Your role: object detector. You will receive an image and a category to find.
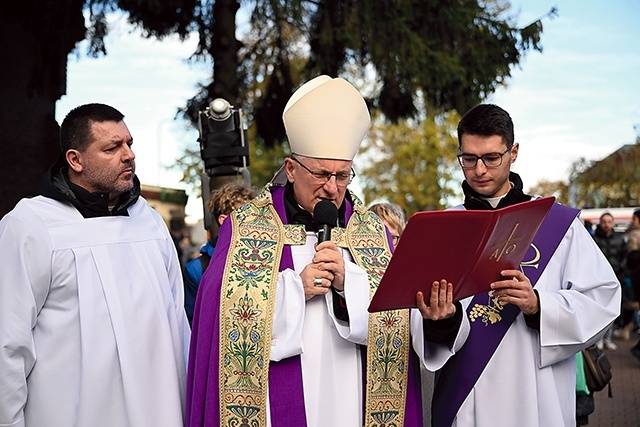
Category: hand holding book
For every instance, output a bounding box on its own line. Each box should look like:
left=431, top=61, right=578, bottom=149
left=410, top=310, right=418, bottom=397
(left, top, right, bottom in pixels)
left=489, top=269, right=540, bottom=315
left=415, top=279, right=457, bottom=320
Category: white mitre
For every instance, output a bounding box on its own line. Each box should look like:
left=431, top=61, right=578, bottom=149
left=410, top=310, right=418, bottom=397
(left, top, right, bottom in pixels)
left=271, top=75, right=371, bottom=184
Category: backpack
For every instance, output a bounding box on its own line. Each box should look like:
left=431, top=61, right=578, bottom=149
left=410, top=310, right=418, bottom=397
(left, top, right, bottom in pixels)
left=581, top=344, right=613, bottom=397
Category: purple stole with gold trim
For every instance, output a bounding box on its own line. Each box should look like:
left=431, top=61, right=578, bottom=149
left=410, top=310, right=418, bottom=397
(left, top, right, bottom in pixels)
left=431, top=203, right=580, bottom=426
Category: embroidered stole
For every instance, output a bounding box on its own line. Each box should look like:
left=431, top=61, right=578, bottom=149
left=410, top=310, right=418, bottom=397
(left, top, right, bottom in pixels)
left=342, top=209, right=412, bottom=427
left=431, top=203, right=580, bottom=426
left=218, top=186, right=411, bottom=426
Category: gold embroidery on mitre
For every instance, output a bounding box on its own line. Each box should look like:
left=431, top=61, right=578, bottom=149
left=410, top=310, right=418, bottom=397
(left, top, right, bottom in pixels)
left=218, top=187, right=285, bottom=427
left=345, top=194, right=411, bottom=427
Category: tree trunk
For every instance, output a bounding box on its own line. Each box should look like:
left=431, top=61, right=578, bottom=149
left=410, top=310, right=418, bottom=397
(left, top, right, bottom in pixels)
left=201, top=0, right=248, bottom=231
left=211, top=0, right=241, bottom=105
left=0, top=1, right=85, bottom=216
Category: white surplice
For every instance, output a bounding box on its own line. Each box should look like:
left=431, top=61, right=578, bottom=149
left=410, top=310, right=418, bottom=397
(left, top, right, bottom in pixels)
left=446, top=211, right=621, bottom=427
left=0, top=196, right=190, bottom=427
left=268, top=233, right=469, bottom=427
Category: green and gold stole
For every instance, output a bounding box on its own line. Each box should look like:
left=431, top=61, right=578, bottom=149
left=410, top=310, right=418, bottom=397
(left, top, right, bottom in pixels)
left=219, top=185, right=411, bottom=427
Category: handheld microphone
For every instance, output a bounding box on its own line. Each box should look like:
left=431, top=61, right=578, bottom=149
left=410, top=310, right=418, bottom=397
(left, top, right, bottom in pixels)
left=314, top=200, right=339, bottom=243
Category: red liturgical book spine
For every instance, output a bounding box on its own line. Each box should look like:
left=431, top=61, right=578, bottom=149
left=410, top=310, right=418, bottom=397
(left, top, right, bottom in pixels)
left=368, top=196, right=555, bottom=312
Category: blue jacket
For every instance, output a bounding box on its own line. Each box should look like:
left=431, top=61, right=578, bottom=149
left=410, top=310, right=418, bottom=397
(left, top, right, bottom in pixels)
left=183, top=237, right=217, bottom=325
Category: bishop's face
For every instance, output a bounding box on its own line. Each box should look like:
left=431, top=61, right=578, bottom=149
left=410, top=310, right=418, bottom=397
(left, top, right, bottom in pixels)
left=284, top=154, right=353, bottom=214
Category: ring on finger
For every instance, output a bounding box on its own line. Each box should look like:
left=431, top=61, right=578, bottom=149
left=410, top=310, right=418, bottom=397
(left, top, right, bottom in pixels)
left=313, top=278, right=323, bottom=287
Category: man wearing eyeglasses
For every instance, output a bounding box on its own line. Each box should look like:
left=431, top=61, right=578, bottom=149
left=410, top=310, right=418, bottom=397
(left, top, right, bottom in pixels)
left=429, top=104, right=620, bottom=427
left=185, top=76, right=465, bottom=427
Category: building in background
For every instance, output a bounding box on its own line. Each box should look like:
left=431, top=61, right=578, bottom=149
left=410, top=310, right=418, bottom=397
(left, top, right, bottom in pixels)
left=140, top=184, right=188, bottom=228
left=140, top=184, right=197, bottom=267
left=569, top=140, right=640, bottom=209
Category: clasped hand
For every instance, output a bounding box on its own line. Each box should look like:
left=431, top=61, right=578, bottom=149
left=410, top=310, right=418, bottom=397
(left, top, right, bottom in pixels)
left=301, top=241, right=345, bottom=300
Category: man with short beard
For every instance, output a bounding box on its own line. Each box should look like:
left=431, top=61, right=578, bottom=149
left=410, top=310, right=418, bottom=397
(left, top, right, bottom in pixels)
left=0, top=103, right=190, bottom=427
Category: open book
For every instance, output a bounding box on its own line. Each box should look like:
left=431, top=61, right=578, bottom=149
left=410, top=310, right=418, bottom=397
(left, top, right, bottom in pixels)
left=368, top=196, right=555, bottom=312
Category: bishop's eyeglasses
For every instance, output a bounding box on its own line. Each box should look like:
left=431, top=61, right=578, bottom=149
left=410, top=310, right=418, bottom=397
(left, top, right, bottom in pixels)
left=291, top=155, right=356, bottom=185
left=456, top=146, right=513, bottom=169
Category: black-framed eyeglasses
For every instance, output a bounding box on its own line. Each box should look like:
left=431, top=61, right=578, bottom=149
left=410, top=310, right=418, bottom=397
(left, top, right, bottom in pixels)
left=456, top=146, right=513, bottom=169
left=291, top=155, right=356, bottom=185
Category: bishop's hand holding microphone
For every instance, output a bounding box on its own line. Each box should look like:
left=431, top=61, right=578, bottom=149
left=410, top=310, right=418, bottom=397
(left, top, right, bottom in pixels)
left=314, top=199, right=338, bottom=243
left=301, top=199, right=346, bottom=299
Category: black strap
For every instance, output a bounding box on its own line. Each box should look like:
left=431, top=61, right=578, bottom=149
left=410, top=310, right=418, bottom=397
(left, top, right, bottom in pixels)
left=199, top=253, right=212, bottom=273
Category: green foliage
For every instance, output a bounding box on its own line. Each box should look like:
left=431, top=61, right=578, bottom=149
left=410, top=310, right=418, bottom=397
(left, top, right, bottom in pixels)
left=532, top=143, right=640, bottom=208
left=569, top=144, right=640, bottom=207
left=306, top=1, right=557, bottom=120
left=246, top=139, right=290, bottom=188
left=172, top=125, right=289, bottom=196
left=173, top=144, right=203, bottom=193
left=240, top=3, right=308, bottom=148
left=79, top=0, right=555, bottom=202
left=86, top=0, right=197, bottom=44
left=526, top=180, right=569, bottom=205
left=358, top=111, right=461, bottom=216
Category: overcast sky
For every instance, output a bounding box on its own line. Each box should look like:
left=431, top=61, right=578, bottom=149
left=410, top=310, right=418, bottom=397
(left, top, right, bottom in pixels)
left=56, top=1, right=640, bottom=219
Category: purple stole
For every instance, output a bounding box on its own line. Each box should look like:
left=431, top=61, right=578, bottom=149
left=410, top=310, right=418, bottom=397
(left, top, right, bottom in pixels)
left=267, top=188, right=423, bottom=426
left=185, top=186, right=422, bottom=426
left=431, top=203, right=579, bottom=427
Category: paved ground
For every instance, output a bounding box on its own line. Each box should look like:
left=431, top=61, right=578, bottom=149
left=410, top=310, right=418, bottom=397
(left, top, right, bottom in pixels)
left=589, top=336, right=640, bottom=426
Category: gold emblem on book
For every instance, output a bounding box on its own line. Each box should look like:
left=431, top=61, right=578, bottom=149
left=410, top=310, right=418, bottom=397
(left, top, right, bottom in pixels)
left=471, top=240, right=542, bottom=326
left=489, top=223, right=523, bottom=262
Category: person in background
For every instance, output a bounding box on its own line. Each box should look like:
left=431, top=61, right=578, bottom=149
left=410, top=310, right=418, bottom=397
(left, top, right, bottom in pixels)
left=185, top=75, right=464, bottom=427
left=592, top=212, right=627, bottom=350
left=170, top=218, right=187, bottom=267
left=183, top=181, right=257, bottom=325
left=429, top=103, right=620, bottom=427
left=626, top=209, right=640, bottom=361
left=368, top=201, right=407, bottom=249
left=583, top=220, right=595, bottom=236
left=0, top=103, right=190, bottom=427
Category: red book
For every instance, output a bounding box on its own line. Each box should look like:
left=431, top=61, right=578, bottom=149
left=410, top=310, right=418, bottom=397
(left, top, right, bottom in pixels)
left=368, top=196, right=555, bottom=312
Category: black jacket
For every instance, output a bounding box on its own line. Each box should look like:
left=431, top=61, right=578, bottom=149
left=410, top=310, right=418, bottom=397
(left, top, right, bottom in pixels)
left=36, top=156, right=140, bottom=219
left=463, top=172, right=532, bottom=210
left=593, top=225, right=627, bottom=278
